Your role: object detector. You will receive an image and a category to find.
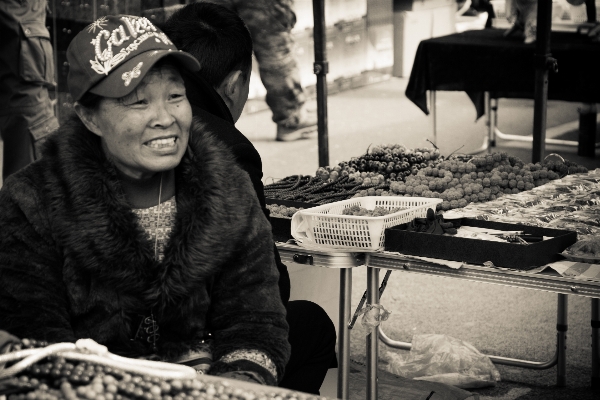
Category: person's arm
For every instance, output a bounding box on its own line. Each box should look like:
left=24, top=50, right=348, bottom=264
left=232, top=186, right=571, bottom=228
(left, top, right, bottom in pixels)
left=230, top=142, right=291, bottom=305
left=206, top=177, right=290, bottom=386
left=0, top=178, right=75, bottom=343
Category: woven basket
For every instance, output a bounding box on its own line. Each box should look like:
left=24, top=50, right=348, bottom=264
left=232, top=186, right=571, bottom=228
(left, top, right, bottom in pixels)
left=291, top=196, right=443, bottom=251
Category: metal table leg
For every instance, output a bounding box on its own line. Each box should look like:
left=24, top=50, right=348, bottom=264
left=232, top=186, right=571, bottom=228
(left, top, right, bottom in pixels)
left=557, top=293, right=568, bottom=387
left=366, top=257, right=379, bottom=400
left=430, top=90, right=437, bottom=146
left=471, top=93, right=491, bottom=154
left=592, top=298, right=600, bottom=389
left=338, top=268, right=352, bottom=400
left=376, top=280, right=568, bottom=387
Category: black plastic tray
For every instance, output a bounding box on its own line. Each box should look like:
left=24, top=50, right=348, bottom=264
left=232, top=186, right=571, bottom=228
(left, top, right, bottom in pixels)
left=384, top=218, right=577, bottom=270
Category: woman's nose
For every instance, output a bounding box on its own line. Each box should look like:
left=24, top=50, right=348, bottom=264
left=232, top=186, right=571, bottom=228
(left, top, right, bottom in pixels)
left=151, top=102, right=176, bottom=128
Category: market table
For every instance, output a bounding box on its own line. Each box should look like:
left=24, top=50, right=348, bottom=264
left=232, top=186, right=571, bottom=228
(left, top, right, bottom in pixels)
left=278, top=244, right=600, bottom=400
left=404, top=28, right=600, bottom=154
left=276, top=170, right=600, bottom=400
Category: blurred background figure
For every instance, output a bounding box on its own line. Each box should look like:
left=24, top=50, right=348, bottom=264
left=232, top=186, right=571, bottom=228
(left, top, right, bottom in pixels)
left=202, top=0, right=317, bottom=142
left=0, top=0, right=59, bottom=179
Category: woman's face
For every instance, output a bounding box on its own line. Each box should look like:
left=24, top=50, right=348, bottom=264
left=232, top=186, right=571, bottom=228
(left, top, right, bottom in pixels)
left=85, top=63, right=192, bottom=180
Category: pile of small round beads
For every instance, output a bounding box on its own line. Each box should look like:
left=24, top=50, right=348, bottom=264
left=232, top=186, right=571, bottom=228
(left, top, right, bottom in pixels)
left=2, top=339, right=330, bottom=400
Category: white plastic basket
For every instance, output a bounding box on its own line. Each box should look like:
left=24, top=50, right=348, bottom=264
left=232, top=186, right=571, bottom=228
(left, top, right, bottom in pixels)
left=291, top=196, right=443, bottom=252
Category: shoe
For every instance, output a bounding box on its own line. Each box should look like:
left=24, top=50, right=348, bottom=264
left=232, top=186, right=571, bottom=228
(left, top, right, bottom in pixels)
left=276, top=108, right=318, bottom=142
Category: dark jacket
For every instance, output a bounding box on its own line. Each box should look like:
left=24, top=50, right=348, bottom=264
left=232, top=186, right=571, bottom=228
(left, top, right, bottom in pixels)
left=183, top=70, right=291, bottom=305
left=0, top=115, right=290, bottom=385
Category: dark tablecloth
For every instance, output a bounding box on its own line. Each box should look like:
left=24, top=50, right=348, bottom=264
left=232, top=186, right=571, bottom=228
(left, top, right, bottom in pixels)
left=405, top=28, right=600, bottom=120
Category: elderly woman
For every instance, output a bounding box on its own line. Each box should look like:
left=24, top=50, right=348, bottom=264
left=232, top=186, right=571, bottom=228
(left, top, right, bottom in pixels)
left=0, top=15, right=290, bottom=387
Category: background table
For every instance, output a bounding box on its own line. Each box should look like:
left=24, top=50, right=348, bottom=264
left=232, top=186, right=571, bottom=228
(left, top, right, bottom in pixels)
left=405, top=28, right=600, bottom=120
left=404, top=28, right=600, bottom=156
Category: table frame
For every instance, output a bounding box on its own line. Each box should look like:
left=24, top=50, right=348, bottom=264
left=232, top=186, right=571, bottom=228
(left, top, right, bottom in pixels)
left=277, top=243, right=600, bottom=400
left=429, top=91, right=600, bottom=156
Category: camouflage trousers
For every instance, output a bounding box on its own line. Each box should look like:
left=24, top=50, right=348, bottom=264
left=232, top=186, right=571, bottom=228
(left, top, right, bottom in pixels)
left=209, top=0, right=307, bottom=126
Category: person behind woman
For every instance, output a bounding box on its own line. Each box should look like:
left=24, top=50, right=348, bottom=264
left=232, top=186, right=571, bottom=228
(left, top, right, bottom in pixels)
left=162, top=3, right=337, bottom=394
left=0, top=15, right=290, bottom=387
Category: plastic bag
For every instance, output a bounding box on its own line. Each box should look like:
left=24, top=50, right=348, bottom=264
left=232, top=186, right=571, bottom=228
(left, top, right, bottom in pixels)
left=385, top=334, right=501, bottom=389
left=357, top=304, right=391, bottom=334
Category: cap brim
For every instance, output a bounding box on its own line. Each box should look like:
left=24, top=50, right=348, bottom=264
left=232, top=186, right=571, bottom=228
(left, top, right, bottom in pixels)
left=88, top=49, right=200, bottom=99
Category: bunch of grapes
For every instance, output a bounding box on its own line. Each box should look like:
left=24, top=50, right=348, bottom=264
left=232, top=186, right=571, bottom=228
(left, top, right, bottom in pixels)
left=341, top=205, right=403, bottom=217
left=265, top=145, right=589, bottom=208
left=388, top=151, right=588, bottom=211
left=266, top=204, right=304, bottom=218
left=315, top=144, right=443, bottom=184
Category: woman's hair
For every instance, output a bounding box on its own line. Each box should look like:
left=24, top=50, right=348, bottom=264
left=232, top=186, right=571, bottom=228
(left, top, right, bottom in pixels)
left=77, top=92, right=104, bottom=111
left=162, top=2, right=253, bottom=88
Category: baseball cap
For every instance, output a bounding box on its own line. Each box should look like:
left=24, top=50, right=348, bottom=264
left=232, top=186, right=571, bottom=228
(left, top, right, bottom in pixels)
left=67, top=15, right=201, bottom=102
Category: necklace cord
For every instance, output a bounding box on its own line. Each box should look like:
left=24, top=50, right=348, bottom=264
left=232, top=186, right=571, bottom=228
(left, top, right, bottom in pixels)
left=154, top=172, right=163, bottom=260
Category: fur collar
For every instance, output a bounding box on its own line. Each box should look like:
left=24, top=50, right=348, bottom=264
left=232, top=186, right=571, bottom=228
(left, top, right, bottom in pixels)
left=40, top=115, right=255, bottom=321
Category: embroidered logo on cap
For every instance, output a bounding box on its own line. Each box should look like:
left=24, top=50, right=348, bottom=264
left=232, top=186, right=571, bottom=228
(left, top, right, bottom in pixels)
left=122, top=62, right=143, bottom=86
left=88, top=16, right=173, bottom=76
left=87, top=16, right=108, bottom=33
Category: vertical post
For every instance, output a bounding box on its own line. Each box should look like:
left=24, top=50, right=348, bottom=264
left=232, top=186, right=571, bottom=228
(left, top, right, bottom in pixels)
left=557, top=294, right=568, bottom=387
left=490, top=97, right=498, bottom=149
left=592, top=298, right=600, bottom=389
left=430, top=90, right=437, bottom=145
left=337, top=268, right=352, bottom=400
left=531, top=0, right=553, bottom=163
left=577, top=103, right=597, bottom=158
left=366, top=257, right=379, bottom=400
left=312, top=0, right=329, bottom=168
left=586, top=0, right=597, bottom=23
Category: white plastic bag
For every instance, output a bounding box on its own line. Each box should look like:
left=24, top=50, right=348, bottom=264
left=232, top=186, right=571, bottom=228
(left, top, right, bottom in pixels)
left=385, top=334, right=501, bottom=389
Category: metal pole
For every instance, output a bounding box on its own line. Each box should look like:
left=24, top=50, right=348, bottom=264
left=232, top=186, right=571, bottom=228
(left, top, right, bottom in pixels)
left=337, top=268, right=352, bottom=400
left=557, top=293, right=568, bottom=387
left=430, top=90, right=437, bottom=145
left=592, top=298, right=600, bottom=389
left=531, top=0, right=554, bottom=163
left=365, top=257, right=379, bottom=400
left=586, top=0, right=597, bottom=23
left=312, top=0, right=329, bottom=167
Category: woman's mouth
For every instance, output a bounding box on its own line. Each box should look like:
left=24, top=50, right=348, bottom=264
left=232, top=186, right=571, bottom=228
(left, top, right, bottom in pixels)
left=146, top=137, right=177, bottom=149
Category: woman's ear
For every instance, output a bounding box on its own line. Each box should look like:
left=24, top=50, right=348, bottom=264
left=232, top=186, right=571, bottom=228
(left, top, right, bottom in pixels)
left=73, top=102, right=103, bottom=137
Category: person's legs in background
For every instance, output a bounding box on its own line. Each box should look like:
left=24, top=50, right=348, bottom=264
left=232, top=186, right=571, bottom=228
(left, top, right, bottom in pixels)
left=0, top=0, right=59, bottom=181
left=231, top=0, right=317, bottom=141
left=280, top=300, right=338, bottom=394
left=0, top=85, right=58, bottom=180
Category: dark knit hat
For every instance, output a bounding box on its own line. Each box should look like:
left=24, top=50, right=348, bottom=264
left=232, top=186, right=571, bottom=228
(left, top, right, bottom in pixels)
left=67, top=14, right=200, bottom=102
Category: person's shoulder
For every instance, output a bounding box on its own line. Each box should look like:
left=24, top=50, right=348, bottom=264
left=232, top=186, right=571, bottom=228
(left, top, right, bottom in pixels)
left=192, top=106, right=254, bottom=147
left=191, top=106, right=262, bottom=170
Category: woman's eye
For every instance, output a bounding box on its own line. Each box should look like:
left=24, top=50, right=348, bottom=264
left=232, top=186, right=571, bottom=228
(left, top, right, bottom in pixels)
left=170, top=93, right=185, bottom=100
left=124, top=99, right=147, bottom=107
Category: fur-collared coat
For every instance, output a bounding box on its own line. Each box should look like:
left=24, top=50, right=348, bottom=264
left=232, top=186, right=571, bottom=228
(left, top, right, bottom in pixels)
left=0, top=115, right=290, bottom=385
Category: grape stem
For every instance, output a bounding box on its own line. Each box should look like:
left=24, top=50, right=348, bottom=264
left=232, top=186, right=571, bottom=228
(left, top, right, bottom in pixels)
left=446, top=144, right=465, bottom=159
left=426, top=139, right=439, bottom=150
